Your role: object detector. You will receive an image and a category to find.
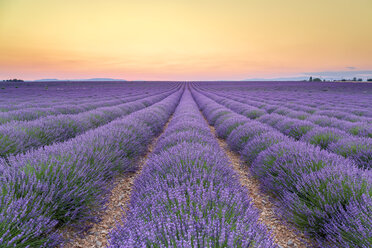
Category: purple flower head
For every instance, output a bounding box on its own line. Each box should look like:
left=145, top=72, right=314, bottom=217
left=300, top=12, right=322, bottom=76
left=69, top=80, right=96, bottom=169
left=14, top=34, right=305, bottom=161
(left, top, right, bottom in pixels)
left=329, top=136, right=372, bottom=169
left=301, top=127, right=350, bottom=149
left=251, top=141, right=355, bottom=196
left=241, top=131, right=289, bottom=165
left=215, top=116, right=248, bottom=139
left=227, top=122, right=274, bottom=152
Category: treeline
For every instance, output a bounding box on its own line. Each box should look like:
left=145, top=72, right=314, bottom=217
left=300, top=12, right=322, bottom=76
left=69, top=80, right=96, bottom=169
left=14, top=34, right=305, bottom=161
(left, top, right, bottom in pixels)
left=2, top=79, right=24, bottom=82
left=309, top=76, right=372, bottom=82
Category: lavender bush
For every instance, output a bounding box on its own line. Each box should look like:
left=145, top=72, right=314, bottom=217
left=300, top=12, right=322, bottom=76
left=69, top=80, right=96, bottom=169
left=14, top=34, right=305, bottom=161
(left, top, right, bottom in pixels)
left=324, top=195, right=372, bottom=247
left=215, top=116, right=248, bottom=138
left=258, top=113, right=285, bottom=127
left=346, top=122, right=372, bottom=138
left=300, top=127, right=349, bottom=149
left=251, top=141, right=355, bottom=196
left=226, top=122, right=273, bottom=152
left=274, top=118, right=315, bottom=140
left=329, top=136, right=372, bottom=169
left=281, top=165, right=371, bottom=247
left=241, top=131, right=289, bottom=165
left=153, top=130, right=219, bottom=153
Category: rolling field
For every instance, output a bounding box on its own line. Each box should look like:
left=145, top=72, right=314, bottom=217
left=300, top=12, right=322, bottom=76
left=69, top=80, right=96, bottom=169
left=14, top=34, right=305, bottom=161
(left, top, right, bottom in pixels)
left=0, top=81, right=371, bottom=248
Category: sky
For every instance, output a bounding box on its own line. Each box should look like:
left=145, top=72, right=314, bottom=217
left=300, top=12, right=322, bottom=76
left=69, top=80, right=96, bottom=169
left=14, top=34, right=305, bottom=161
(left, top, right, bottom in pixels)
left=0, top=0, right=372, bottom=81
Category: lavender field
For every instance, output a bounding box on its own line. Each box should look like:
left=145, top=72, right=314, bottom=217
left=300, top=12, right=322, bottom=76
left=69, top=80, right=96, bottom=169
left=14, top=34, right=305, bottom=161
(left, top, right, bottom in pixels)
left=0, top=81, right=371, bottom=248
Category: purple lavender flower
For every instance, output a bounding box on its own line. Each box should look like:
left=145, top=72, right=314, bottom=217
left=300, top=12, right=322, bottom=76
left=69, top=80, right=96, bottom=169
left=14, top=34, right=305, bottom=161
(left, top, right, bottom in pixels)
left=301, top=127, right=350, bottom=149
left=251, top=140, right=356, bottom=195
left=274, top=118, right=315, bottom=140
left=280, top=164, right=371, bottom=247
left=241, top=131, right=289, bottom=165
left=329, top=136, right=372, bottom=169
left=215, top=116, right=248, bottom=138
left=226, top=122, right=274, bottom=152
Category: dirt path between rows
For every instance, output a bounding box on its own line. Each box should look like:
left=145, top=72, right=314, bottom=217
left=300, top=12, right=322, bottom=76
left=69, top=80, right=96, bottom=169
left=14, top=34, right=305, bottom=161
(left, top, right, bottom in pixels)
left=206, top=123, right=313, bottom=248
left=62, top=114, right=174, bottom=248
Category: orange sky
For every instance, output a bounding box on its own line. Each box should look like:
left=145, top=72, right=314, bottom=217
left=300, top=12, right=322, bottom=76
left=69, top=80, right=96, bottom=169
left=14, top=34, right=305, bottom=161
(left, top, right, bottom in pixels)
left=0, top=0, right=371, bottom=80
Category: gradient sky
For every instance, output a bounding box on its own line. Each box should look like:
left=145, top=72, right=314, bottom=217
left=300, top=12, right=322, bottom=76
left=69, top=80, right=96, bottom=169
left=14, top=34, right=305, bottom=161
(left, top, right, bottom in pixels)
left=0, top=0, right=371, bottom=80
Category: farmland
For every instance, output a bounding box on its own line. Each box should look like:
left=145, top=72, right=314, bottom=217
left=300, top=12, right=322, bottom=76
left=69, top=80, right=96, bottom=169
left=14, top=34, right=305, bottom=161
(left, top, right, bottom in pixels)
left=0, top=81, right=371, bottom=247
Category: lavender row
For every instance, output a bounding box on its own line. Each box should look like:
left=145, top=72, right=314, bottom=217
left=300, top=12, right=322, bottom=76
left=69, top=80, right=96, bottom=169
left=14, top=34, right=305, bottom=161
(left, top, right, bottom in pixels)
left=203, top=89, right=372, bottom=169
left=245, top=90, right=371, bottom=119
left=194, top=88, right=371, bottom=169
left=0, top=88, right=183, bottom=247
left=191, top=89, right=371, bottom=248
left=0, top=90, right=169, bottom=125
left=205, top=87, right=372, bottom=123
left=0, top=96, right=110, bottom=112
left=0, top=81, right=179, bottom=112
left=209, top=89, right=372, bottom=123
left=0, top=94, right=127, bottom=111
left=198, top=87, right=372, bottom=138
left=109, top=90, right=276, bottom=248
left=0, top=87, right=180, bottom=157
left=224, top=90, right=372, bottom=135
left=0, top=83, right=178, bottom=114
left=194, top=81, right=372, bottom=119
left=210, top=88, right=372, bottom=141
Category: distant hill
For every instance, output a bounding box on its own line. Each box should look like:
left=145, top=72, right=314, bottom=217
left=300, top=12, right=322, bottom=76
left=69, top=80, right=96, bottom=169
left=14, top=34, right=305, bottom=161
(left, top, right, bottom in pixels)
left=243, top=76, right=308, bottom=81
left=83, top=78, right=126, bottom=81
left=34, top=78, right=126, bottom=82
left=34, top=79, right=59, bottom=82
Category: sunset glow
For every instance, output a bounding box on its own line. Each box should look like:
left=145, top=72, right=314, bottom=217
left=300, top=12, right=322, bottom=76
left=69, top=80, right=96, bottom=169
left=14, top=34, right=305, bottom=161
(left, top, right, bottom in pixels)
left=1, top=0, right=371, bottom=80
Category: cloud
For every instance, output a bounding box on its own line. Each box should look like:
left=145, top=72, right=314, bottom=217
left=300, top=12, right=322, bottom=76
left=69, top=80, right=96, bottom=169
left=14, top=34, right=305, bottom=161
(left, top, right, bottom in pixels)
left=345, top=66, right=356, bottom=70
